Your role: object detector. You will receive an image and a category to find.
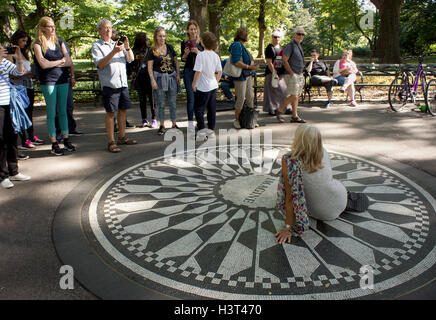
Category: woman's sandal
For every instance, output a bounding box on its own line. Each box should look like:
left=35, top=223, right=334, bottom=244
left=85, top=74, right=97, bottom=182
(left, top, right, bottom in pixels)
left=117, top=136, right=137, bottom=145
left=290, top=116, right=306, bottom=123
left=108, top=141, right=121, bottom=153
left=275, top=110, right=285, bottom=123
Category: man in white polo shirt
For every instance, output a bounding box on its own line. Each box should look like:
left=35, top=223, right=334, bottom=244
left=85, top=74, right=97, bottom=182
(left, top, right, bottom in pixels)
left=92, top=19, right=137, bottom=153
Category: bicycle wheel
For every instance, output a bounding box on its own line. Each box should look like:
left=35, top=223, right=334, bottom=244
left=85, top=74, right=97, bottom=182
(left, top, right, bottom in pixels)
left=407, top=71, right=414, bottom=88
left=389, top=72, right=410, bottom=112
left=420, top=72, right=427, bottom=97
left=425, top=78, right=436, bottom=116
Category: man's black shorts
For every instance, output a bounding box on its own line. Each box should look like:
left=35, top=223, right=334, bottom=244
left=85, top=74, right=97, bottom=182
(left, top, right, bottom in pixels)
left=102, top=86, right=132, bottom=113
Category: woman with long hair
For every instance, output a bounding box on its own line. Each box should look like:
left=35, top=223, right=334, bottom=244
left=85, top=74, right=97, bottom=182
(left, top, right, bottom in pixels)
left=147, top=26, right=181, bottom=136
left=275, top=124, right=368, bottom=244
left=130, top=32, right=157, bottom=128
left=33, top=16, right=75, bottom=155
left=9, top=30, right=44, bottom=150
left=181, top=20, right=203, bottom=129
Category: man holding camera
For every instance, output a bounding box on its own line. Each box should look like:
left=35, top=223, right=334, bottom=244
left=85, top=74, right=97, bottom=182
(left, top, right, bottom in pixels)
left=92, top=19, right=136, bottom=153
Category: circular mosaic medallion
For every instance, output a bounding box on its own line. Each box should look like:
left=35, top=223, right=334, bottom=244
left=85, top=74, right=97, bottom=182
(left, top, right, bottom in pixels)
left=83, top=145, right=436, bottom=299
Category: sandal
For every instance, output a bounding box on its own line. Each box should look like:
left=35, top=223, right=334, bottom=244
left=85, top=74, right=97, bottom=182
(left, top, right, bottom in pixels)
left=117, top=136, right=137, bottom=145
left=275, top=110, right=285, bottom=123
left=157, top=126, right=166, bottom=136
left=108, top=141, right=121, bottom=153
left=290, top=116, right=306, bottom=123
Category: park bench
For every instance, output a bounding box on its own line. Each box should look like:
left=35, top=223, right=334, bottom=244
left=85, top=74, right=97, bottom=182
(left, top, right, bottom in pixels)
left=253, top=63, right=436, bottom=106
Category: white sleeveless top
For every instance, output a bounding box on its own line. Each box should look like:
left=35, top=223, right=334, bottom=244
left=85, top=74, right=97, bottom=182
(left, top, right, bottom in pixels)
left=302, top=148, right=347, bottom=221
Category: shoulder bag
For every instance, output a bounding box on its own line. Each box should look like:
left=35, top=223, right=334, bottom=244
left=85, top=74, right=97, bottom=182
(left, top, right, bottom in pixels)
left=0, top=72, right=32, bottom=133
left=224, top=43, right=243, bottom=78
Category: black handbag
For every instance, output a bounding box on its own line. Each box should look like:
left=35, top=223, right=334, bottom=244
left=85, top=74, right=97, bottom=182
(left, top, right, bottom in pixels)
left=238, top=103, right=258, bottom=129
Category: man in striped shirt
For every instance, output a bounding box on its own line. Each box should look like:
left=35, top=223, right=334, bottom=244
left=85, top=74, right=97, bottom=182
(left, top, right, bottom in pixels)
left=0, top=45, right=31, bottom=189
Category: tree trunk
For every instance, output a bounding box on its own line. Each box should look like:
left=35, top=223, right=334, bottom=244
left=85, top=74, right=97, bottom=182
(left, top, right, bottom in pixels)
left=257, top=0, right=267, bottom=58
left=371, top=0, right=403, bottom=63
left=1, top=14, right=13, bottom=40
left=188, top=0, right=209, bottom=35
left=208, top=0, right=232, bottom=54
left=208, top=8, right=222, bottom=53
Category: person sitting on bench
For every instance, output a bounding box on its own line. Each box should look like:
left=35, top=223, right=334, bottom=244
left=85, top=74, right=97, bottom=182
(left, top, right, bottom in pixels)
left=305, top=49, right=337, bottom=109
left=219, top=58, right=234, bottom=103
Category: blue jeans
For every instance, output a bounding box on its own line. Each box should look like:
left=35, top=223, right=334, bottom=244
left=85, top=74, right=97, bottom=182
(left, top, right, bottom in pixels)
left=183, top=67, right=195, bottom=121
left=335, top=76, right=347, bottom=86
left=220, top=80, right=234, bottom=100
left=154, top=88, right=177, bottom=122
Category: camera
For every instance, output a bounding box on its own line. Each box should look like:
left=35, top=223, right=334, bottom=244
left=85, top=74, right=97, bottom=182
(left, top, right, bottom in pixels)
left=117, top=35, right=127, bottom=46
left=5, top=46, right=16, bottom=54
left=188, top=40, right=197, bottom=49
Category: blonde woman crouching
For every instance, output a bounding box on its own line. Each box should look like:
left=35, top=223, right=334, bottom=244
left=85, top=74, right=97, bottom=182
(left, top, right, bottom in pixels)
left=275, top=124, right=369, bottom=244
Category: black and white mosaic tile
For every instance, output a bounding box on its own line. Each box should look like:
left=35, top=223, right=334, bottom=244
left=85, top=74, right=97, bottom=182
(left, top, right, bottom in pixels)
left=83, top=146, right=436, bottom=299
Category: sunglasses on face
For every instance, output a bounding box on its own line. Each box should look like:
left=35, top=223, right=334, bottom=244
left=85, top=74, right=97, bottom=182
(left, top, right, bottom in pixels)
left=296, top=33, right=305, bottom=36
left=273, top=36, right=280, bottom=39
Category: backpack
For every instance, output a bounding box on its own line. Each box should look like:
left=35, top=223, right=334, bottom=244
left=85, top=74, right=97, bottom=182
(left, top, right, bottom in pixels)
left=238, top=103, right=258, bottom=129
left=273, top=46, right=284, bottom=74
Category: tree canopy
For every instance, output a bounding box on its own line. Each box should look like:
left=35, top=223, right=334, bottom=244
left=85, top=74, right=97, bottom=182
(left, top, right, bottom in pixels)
left=0, top=0, right=434, bottom=62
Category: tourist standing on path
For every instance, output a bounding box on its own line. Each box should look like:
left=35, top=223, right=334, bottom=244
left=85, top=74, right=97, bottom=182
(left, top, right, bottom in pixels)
left=191, top=32, right=222, bottom=141
left=55, top=39, right=83, bottom=139
left=8, top=30, right=44, bottom=150
left=92, top=19, right=137, bottom=153
left=33, top=16, right=76, bottom=156
left=263, top=29, right=289, bottom=115
left=129, top=32, right=157, bottom=128
left=276, top=26, right=306, bottom=124
left=0, top=45, right=31, bottom=189
left=305, top=49, right=337, bottom=109
left=181, top=20, right=203, bottom=130
left=147, top=26, right=181, bottom=136
left=228, top=28, right=259, bottom=129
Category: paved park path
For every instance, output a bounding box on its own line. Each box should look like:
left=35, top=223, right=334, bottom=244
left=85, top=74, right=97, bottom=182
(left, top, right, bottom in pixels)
left=1, top=99, right=435, bottom=300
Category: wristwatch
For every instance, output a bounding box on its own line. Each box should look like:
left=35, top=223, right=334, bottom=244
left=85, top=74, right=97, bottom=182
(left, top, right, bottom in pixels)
left=284, top=224, right=292, bottom=231
left=126, top=48, right=131, bottom=51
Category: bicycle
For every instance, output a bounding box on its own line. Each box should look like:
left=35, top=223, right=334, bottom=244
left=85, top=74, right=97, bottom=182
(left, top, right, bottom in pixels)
left=388, top=53, right=434, bottom=113
left=425, top=76, right=436, bottom=116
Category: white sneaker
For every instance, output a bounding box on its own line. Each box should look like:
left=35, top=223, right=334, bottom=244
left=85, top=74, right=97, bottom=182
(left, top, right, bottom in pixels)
left=207, top=131, right=216, bottom=139
left=188, top=121, right=195, bottom=130
left=196, top=133, right=207, bottom=142
left=233, top=119, right=241, bottom=129
left=10, top=173, right=31, bottom=181
left=1, top=178, right=14, bottom=189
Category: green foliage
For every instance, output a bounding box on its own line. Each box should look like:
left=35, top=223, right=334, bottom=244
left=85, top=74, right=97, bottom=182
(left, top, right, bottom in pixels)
left=400, top=0, right=436, bottom=56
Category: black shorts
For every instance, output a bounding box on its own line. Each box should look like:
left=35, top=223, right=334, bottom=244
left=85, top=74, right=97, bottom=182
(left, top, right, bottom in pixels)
left=102, top=86, right=132, bottom=113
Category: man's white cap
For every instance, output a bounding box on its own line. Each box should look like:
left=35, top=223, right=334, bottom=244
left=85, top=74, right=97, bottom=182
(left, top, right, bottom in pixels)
left=271, top=30, right=282, bottom=37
